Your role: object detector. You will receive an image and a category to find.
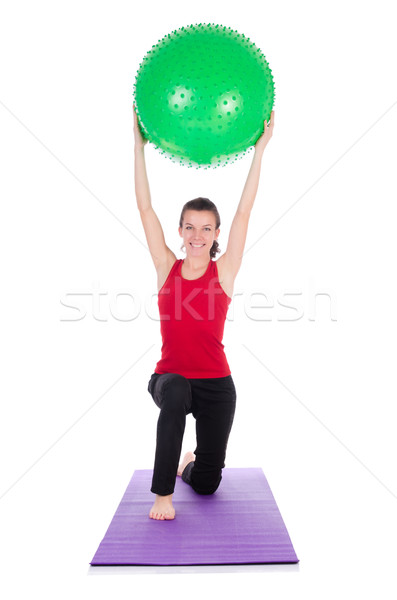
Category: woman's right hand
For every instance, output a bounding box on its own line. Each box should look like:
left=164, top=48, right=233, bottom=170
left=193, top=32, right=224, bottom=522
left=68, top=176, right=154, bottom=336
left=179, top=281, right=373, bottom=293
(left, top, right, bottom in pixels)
left=133, top=105, right=148, bottom=149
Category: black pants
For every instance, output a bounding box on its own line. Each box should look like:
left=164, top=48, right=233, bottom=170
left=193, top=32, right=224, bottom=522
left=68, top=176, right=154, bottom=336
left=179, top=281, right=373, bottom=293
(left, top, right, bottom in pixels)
left=147, top=372, right=237, bottom=496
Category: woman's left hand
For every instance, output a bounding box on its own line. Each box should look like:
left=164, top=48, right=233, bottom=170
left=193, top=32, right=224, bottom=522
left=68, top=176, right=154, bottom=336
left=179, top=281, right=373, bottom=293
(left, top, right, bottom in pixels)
left=254, top=110, right=275, bottom=155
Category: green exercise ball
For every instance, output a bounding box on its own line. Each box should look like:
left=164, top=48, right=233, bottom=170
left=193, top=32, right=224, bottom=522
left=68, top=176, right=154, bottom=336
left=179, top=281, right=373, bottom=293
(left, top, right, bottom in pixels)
left=133, top=23, right=275, bottom=168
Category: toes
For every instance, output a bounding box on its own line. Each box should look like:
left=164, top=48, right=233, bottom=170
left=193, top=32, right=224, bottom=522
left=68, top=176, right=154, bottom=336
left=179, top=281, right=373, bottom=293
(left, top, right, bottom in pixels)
left=149, top=504, right=175, bottom=520
left=149, top=511, right=173, bottom=520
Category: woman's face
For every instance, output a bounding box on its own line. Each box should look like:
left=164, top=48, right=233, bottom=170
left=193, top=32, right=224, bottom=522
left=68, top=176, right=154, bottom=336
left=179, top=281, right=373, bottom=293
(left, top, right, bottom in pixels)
left=179, top=210, right=219, bottom=256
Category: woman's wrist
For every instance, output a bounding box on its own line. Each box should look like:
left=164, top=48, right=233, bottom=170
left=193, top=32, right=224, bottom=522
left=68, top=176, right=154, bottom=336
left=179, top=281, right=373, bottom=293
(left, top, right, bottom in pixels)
left=253, top=147, right=264, bottom=160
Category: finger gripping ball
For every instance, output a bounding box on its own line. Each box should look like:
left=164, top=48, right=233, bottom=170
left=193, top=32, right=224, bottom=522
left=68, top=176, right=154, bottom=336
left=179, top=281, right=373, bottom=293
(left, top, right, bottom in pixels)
left=133, top=23, right=275, bottom=168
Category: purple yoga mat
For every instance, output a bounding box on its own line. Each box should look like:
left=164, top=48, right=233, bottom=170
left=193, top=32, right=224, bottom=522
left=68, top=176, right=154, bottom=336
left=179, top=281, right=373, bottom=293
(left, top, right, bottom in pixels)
left=90, top=468, right=298, bottom=566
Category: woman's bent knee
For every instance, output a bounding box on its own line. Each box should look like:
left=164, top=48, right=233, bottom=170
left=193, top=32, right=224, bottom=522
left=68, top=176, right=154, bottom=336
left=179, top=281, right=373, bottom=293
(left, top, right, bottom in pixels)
left=190, top=471, right=222, bottom=495
left=152, top=373, right=192, bottom=412
left=194, top=485, right=219, bottom=495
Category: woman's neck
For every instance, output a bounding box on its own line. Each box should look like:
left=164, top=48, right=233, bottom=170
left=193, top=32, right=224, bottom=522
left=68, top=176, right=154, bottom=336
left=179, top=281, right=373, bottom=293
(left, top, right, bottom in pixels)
left=182, top=255, right=211, bottom=274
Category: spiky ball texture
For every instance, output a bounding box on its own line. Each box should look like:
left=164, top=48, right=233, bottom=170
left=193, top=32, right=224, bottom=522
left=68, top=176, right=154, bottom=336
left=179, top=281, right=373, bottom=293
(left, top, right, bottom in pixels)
left=133, top=23, right=275, bottom=169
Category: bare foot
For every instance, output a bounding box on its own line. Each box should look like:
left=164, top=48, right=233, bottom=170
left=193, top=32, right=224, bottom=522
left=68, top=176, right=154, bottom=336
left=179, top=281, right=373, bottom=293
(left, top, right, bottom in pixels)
left=177, top=451, right=195, bottom=477
left=149, top=494, right=175, bottom=520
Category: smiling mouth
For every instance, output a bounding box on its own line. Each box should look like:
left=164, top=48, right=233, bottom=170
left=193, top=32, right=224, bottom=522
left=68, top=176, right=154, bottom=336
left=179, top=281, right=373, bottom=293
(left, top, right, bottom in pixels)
left=190, top=243, right=205, bottom=248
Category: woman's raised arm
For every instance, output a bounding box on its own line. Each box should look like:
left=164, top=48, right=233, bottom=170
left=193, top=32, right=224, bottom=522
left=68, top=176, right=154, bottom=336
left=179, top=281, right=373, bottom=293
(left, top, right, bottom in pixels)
left=133, top=107, right=176, bottom=282
left=217, top=111, right=275, bottom=289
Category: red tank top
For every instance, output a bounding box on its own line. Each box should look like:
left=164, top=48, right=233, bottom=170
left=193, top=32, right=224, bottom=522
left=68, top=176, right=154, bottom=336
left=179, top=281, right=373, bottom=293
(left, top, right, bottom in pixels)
left=154, top=259, right=231, bottom=378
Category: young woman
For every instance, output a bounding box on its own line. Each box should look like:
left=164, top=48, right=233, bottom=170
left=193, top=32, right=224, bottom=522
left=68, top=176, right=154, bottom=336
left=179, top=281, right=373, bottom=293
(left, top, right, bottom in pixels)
left=133, top=107, right=274, bottom=520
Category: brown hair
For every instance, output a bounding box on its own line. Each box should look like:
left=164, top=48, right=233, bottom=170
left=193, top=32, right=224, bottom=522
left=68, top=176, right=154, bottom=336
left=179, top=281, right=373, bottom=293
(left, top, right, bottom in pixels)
left=179, top=197, right=221, bottom=259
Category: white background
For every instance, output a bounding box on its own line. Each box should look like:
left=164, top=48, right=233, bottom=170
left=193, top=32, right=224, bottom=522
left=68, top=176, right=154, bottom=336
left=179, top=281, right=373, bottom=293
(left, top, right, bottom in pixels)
left=1, top=0, right=396, bottom=597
